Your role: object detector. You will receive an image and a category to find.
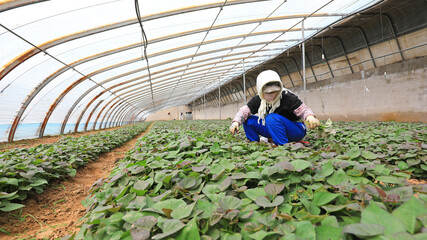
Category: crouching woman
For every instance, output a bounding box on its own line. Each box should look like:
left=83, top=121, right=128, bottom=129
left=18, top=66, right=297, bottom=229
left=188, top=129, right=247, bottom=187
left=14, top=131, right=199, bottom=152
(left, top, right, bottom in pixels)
left=229, top=70, right=319, bottom=146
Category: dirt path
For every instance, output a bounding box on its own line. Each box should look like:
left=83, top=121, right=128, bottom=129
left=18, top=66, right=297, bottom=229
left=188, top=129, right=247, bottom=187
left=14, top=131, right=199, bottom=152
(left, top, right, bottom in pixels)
left=0, top=123, right=153, bottom=240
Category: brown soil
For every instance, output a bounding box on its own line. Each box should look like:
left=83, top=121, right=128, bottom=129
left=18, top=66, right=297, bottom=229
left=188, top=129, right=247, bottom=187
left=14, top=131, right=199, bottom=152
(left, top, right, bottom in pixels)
left=0, top=125, right=126, bottom=152
left=408, top=179, right=427, bottom=185
left=0, top=123, right=153, bottom=240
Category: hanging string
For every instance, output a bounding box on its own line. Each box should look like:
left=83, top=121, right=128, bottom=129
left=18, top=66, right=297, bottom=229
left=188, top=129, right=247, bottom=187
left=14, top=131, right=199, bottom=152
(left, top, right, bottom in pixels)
left=321, top=34, right=325, bottom=64
left=380, top=4, right=386, bottom=76
left=135, top=0, right=155, bottom=108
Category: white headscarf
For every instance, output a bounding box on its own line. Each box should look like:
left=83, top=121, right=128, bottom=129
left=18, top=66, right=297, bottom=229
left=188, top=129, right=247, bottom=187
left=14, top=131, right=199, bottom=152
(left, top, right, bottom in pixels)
left=256, top=70, right=291, bottom=125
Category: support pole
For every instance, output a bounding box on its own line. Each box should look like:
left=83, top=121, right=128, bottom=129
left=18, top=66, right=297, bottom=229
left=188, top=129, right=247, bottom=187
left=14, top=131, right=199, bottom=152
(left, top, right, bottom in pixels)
left=243, top=60, right=247, bottom=105
left=302, top=19, right=307, bottom=104
left=204, top=94, right=206, bottom=120
left=219, top=83, right=221, bottom=120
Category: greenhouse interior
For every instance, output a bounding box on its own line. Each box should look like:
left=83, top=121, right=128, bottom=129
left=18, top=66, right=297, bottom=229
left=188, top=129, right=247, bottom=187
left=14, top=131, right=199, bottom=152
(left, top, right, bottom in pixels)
left=0, top=0, right=426, bottom=239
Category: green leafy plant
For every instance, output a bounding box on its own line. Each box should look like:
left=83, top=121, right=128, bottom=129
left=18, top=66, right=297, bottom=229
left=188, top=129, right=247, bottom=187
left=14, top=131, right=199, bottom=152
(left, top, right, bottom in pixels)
left=69, top=120, right=425, bottom=239
left=0, top=122, right=151, bottom=212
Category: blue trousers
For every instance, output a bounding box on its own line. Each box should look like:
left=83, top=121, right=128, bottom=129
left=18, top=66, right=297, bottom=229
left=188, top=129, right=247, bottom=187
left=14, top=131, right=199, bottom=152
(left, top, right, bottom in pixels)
left=243, top=113, right=306, bottom=145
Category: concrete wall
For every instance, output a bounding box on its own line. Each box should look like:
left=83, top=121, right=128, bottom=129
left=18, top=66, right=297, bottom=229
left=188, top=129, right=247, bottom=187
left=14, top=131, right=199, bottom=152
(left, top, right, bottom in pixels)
left=192, top=56, right=426, bottom=123
left=191, top=27, right=427, bottom=123
left=146, top=105, right=191, bottom=121
left=293, top=56, right=427, bottom=122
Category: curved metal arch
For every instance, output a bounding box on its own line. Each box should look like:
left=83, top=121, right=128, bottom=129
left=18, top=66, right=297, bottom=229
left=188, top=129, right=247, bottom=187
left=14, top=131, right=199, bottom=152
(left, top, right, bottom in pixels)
left=382, top=13, right=404, bottom=61
left=304, top=52, right=318, bottom=82
left=46, top=50, right=270, bottom=138
left=9, top=26, right=295, bottom=140
left=108, top=102, right=127, bottom=128
left=270, top=61, right=295, bottom=87
left=89, top=76, right=220, bottom=130
left=354, top=26, right=376, bottom=68
left=119, top=104, right=140, bottom=127
left=222, top=86, right=234, bottom=103
left=288, top=56, right=303, bottom=80
left=0, top=0, right=264, bottom=81
left=120, top=108, right=136, bottom=127
left=64, top=54, right=263, bottom=133
left=331, top=36, right=354, bottom=74
left=102, top=101, right=126, bottom=129
left=0, top=0, right=47, bottom=12
left=1, top=12, right=323, bottom=84
left=84, top=99, right=105, bottom=131
left=314, top=44, right=334, bottom=78
left=71, top=58, right=249, bottom=134
left=111, top=104, right=132, bottom=129
left=21, top=39, right=279, bottom=139
left=76, top=67, right=246, bottom=131
left=230, top=82, right=243, bottom=100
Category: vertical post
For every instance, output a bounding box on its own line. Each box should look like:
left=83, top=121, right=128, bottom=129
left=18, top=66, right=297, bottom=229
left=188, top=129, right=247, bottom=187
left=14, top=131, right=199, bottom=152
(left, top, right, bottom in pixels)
left=204, top=94, right=206, bottom=120
left=219, top=82, right=221, bottom=120
left=243, top=60, right=247, bottom=105
left=302, top=19, right=307, bottom=104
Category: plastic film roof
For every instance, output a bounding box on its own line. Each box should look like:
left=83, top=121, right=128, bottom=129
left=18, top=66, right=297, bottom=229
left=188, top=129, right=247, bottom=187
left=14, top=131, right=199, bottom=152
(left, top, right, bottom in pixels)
left=0, top=0, right=380, bottom=141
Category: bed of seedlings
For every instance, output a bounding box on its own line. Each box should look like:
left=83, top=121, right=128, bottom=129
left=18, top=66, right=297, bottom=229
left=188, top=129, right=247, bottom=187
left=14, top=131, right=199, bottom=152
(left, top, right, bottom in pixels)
left=0, top=122, right=151, bottom=212
left=76, top=120, right=426, bottom=240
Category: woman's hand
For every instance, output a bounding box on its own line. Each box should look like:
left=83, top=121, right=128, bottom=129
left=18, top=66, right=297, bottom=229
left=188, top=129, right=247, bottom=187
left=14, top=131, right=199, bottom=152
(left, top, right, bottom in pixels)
left=229, top=122, right=239, bottom=135
left=305, top=115, right=320, bottom=129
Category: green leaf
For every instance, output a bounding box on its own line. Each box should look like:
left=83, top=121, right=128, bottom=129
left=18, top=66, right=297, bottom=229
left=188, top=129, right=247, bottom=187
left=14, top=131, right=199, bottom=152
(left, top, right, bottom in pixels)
left=327, top=169, right=348, bottom=186
left=245, top=188, right=266, bottom=201
left=130, top=216, right=157, bottom=240
left=210, top=142, right=221, bottom=154
left=362, top=151, right=378, bottom=160
left=300, top=198, right=321, bottom=215
left=248, top=230, right=277, bottom=240
left=196, top=200, right=216, bottom=219
left=392, top=196, right=427, bottom=234
left=265, top=183, right=285, bottom=196
left=321, top=204, right=347, bottom=212
left=122, top=211, right=144, bottom=223
left=0, top=202, right=25, bottom=211
left=171, top=202, right=195, bottom=219
left=152, top=199, right=186, bottom=212
left=0, top=177, right=18, bottom=186
left=110, top=212, right=124, bottom=223
left=290, top=160, right=311, bottom=172
left=315, top=225, right=342, bottom=240
left=30, top=178, right=48, bottom=187
left=346, top=147, right=361, bottom=159
left=342, top=223, right=384, bottom=237
left=210, top=164, right=225, bottom=175
left=0, top=191, right=18, bottom=199
left=220, top=232, right=242, bottom=240
left=292, top=221, right=315, bottom=240
left=321, top=216, right=339, bottom=227
left=418, top=213, right=427, bottom=227
left=274, top=223, right=295, bottom=235
left=219, top=159, right=235, bottom=171
left=176, top=218, right=200, bottom=240
left=376, top=176, right=404, bottom=185
left=152, top=219, right=185, bottom=239
left=321, top=161, right=334, bottom=177
left=219, top=196, right=242, bottom=210
left=414, top=233, right=427, bottom=240
left=255, top=196, right=284, bottom=208
left=178, top=176, right=198, bottom=189
left=312, top=192, right=339, bottom=206
left=361, top=202, right=406, bottom=235
left=19, top=170, right=36, bottom=179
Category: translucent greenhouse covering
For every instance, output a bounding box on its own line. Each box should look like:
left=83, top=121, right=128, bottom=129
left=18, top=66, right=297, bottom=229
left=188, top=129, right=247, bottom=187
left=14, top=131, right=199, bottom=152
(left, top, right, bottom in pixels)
left=0, top=0, right=381, bottom=142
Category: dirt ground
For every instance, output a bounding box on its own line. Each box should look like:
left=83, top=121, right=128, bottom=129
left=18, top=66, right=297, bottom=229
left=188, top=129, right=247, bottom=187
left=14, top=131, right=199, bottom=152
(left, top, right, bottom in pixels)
left=0, top=123, right=152, bottom=240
